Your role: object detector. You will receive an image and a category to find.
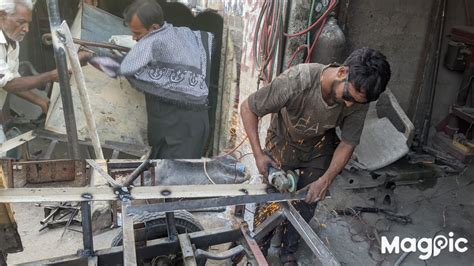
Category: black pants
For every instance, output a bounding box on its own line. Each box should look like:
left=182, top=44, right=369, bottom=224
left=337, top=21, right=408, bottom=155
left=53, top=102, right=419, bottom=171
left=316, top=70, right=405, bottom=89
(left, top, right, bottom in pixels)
left=145, top=94, right=209, bottom=159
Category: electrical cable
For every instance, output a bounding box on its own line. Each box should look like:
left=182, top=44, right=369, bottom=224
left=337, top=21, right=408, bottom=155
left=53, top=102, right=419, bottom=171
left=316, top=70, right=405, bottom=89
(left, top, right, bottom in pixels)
left=284, top=0, right=337, bottom=68
left=283, top=0, right=337, bottom=38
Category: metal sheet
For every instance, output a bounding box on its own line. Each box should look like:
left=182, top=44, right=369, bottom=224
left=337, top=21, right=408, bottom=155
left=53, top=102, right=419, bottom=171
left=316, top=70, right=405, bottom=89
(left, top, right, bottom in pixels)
left=20, top=160, right=86, bottom=184
left=45, top=5, right=148, bottom=155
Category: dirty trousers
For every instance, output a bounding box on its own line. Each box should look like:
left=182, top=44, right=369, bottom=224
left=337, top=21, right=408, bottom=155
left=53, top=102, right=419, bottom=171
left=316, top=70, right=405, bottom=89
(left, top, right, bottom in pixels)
left=145, top=94, right=209, bottom=159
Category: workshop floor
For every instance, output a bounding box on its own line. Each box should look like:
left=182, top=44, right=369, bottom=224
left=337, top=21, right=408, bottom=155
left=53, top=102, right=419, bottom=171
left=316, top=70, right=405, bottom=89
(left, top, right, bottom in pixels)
left=295, top=162, right=474, bottom=266
left=7, top=205, right=236, bottom=264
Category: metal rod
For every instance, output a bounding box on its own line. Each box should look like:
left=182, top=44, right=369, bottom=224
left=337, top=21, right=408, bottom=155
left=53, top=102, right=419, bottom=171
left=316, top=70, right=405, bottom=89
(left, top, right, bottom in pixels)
left=253, top=210, right=286, bottom=242
left=122, top=160, right=151, bottom=187
left=394, top=252, right=411, bottom=266
left=25, top=227, right=241, bottom=265
left=422, top=0, right=448, bottom=146
left=165, top=212, right=178, bottom=241
left=178, top=234, right=197, bottom=266
left=46, top=0, right=81, bottom=159
left=80, top=201, right=94, bottom=256
left=280, top=202, right=340, bottom=266
left=195, top=245, right=244, bottom=260
left=240, top=224, right=268, bottom=265
left=42, top=33, right=131, bottom=52
left=128, top=191, right=306, bottom=215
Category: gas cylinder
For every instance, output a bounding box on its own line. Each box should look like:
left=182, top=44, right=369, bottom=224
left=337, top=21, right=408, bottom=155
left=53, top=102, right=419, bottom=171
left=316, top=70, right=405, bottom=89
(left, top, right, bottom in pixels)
left=311, top=14, right=346, bottom=64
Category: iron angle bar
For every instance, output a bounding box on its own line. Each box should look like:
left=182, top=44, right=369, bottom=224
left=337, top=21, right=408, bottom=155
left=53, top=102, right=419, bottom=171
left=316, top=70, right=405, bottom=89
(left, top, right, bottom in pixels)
left=126, top=191, right=307, bottom=215
left=0, top=184, right=271, bottom=203
left=280, top=202, right=340, bottom=266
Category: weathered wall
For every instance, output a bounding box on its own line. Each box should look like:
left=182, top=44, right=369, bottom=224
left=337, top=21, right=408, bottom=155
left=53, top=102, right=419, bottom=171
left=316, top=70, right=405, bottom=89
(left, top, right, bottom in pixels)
left=235, top=0, right=265, bottom=174
left=342, top=0, right=435, bottom=113
left=431, top=1, right=469, bottom=128
left=344, top=0, right=468, bottom=142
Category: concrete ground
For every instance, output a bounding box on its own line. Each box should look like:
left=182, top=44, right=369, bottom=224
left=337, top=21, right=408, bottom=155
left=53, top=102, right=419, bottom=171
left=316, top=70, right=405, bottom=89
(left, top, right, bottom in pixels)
left=294, top=162, right=474, bottom=266
left=7, top=204, right=236, bottom=264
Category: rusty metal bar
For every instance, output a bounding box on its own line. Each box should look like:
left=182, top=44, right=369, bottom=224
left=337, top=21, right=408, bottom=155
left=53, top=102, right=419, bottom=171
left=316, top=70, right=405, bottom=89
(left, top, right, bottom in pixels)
left=42, top=33, right=131, bottom=52
left=253, top=210, right=286, bottom=242
left=122, top=160, right=151, bottom=187
left=241, top=224, right=268, bottom=266
left=46, top=0, right=81, bottom=159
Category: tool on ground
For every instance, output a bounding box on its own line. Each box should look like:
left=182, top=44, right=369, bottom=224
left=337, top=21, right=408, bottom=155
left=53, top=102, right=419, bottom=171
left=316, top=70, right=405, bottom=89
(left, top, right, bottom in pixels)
left=334, top=207, right=412, bottom=224
left=37, top=203, right=81, bottom=234
left=267, top=167, right=299, bottom=193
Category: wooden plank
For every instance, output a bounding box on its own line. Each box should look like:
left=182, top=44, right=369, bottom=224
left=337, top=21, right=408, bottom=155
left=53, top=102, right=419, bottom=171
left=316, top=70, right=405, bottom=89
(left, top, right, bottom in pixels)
left=88, top=159, right=113, bottom=233
left=0, top=131, right=35, bottom=154
left=122, top=200, right=137, bottom=266
left=0, top=184, right=269, bottom=203
left=61, top=21, right=104, bottom=160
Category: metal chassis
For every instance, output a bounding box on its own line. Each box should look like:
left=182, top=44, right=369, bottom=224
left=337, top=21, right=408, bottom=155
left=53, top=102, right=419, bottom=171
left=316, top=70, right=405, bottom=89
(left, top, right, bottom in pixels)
left=1, top=160, right=340, bottom=265
left=21, top=201, right=339, bottom=266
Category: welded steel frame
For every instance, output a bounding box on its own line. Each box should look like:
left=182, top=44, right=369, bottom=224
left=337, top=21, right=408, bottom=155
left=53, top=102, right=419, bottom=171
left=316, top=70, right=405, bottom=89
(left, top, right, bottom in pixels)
left=1, top=160, right=339, bottom=265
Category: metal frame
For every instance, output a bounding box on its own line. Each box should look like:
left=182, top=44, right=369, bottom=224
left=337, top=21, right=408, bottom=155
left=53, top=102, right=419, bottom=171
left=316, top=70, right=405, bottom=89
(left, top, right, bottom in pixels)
left=0, top=160, right=340, bottom=265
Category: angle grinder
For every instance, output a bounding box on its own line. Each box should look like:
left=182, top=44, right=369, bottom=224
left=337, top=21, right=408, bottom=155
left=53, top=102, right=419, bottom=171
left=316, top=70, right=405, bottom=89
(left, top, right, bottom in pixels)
left=267, top=167, right=299, bottom=193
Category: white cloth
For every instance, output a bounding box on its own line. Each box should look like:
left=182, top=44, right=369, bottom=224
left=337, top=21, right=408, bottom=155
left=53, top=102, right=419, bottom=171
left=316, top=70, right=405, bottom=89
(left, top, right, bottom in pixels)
left=0, top=31, right=20, bottom=109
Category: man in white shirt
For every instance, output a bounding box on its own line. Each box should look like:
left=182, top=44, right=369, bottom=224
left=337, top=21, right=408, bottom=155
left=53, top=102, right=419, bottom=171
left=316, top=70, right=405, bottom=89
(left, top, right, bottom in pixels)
left=0, top=0, right=61, bottom=147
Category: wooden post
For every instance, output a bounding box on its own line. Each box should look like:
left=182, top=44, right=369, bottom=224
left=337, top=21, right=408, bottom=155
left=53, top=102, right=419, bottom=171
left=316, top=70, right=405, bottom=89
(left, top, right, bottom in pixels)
left=89, top=160, right=112, bottom=233
left=59, top=22, right=104, bottom=159
left=0, top=167, right=22, bottom=258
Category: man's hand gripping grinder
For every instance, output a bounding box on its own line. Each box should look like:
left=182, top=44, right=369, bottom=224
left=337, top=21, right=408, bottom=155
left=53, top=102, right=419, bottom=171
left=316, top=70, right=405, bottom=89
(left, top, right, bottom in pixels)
left=267, top=167, right=299, bottom=193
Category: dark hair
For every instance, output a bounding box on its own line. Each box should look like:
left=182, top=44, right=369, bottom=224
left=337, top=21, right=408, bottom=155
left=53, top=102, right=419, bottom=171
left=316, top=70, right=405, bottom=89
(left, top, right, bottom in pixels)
left=123, top=0, right=164, bottom=28
left=344, top=48, right=391, bottom=102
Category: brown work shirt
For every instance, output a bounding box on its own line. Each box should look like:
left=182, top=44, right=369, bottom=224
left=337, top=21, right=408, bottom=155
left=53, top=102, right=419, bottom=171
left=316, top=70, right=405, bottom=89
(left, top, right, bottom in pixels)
left=248, top=63, right=368, bottom=168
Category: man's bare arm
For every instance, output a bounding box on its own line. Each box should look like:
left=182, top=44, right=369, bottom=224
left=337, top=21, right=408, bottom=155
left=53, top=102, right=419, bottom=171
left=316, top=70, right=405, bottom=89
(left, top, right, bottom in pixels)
left=240, top=99, right=262, bottom=156
left=240, top=98, right=277, bottom=176
left=322, top=141, right=354, bottom=181
left=2, top=70, right=58, bottom=93
left=304, top=140, right=354, bottom=203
